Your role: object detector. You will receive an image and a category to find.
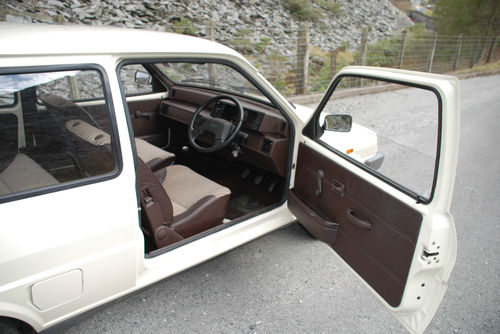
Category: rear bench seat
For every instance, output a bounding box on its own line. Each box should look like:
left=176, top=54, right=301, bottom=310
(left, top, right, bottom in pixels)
left=65, top=119, right=175, bottom=169
left=0, top=119, right=174, bottom=197
left=0, top=154, right=59, bottom=196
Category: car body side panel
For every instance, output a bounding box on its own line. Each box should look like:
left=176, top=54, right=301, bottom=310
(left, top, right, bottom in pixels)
left=0, top=56, right=141, bottom=332
left=0, top=179, right=139, bottom=331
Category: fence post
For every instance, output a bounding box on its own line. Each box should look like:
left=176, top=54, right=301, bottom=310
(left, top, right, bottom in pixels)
left=453, top=34, right=463, bottom=71
left=470, top=37, right=481, bottom=68
left=428, top=33, right=438, bottom=72
left=486, top=36, right=497, bottom=63
left=67, top=76, right=80, bottom=100
left=398, top=30, right=407, bottom=69
left=359, top=27, right=369, bottom=66
left=296, top=25, right=309, bottom=95
left=329, top=49, right=338, bottom=79
left=206, top=20, right=217, bottom=86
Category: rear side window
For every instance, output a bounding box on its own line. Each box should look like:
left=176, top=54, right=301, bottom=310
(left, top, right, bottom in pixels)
left=0, top=92, right=15, bottom=107
left=0, top=68, right=118, bottom=199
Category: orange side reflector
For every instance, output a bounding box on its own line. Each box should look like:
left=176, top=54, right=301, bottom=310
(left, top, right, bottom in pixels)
left=346, top=149, right=354, bottom=154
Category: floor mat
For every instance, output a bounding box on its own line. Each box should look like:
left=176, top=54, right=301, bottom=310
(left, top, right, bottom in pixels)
left=227, top=194, right=268, bottom=219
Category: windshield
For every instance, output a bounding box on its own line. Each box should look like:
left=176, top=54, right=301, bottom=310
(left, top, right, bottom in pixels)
left=155, top=62, right=270, bottom=103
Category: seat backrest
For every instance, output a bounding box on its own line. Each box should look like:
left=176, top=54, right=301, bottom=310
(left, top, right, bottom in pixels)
left=138, top=158, right=183, bottom=248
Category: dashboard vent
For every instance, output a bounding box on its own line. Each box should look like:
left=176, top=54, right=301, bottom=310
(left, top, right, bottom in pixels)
left=159, top=103, right=169, bottom=116
left=261, top=139, right=273, bottom=154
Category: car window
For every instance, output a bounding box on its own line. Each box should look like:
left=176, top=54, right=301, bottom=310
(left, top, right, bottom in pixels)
left=0, top=68, right=117, bottom=199
left=155, top=62, right=270, bottom=103
left=36, top=70, right=104, bottom=101
left=316, top=77, right=439, bottom=200
left=120, top=64, right=157, bottom=96
left=0, top=92, right=15, bottom=107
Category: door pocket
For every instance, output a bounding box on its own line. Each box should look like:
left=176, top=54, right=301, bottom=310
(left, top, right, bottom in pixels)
left=288, top=190, right=339, bottom=245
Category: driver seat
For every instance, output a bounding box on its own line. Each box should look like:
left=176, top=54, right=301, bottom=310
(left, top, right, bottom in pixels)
left=138, top=158, right=231, bottom=249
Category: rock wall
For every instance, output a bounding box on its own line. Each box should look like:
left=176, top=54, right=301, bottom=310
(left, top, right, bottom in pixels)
left=1, top=0, right=412, bottom=56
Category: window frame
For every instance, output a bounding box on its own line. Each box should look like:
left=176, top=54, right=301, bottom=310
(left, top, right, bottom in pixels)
left=304, top=74, right=443, bottom=204
left=0, top=64, right=123, bottom=204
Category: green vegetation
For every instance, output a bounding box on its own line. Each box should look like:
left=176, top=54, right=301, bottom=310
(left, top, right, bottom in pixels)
left=316, top=0, right=342, bottom=15
left=283, top=0, right=342, bottom=22
left=451, top=59, right=500, bottom=74
left=434, top=0, right=499, bottom=37
left=168, top=17, right=198, bottom=36
left=284, top=0, right=321, bottom=22
left=266, top=50, right=294, bottom=95
left=228, top=29, right=254, bottom=55
left=255, top=37, right=271, bottom=53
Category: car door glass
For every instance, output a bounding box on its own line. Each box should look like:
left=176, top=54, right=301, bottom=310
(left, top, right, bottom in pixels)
left=120, top=64, right=156, bottom=96
left=36, top=70, right=104, bottom=100
left=0, top=69, right=117, bottom=199
left=317, top=76, right=439, bottom=200
left=0, top=92, right=15, bottom=106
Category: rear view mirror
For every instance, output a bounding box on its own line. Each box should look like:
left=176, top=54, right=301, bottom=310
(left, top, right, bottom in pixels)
left=323, top=114, right=352, bottom=132
left=135, top=70, right=152, bottom=85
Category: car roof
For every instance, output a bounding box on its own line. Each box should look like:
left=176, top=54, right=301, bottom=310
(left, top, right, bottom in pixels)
left=0, top=23, right=243, bottom=60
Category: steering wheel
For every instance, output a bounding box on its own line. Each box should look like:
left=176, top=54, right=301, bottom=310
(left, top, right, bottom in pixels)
left=188, top=95, right=244, bottom=153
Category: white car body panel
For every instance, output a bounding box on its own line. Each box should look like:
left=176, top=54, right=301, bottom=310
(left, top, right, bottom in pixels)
left=0, top=24, right=458, bottom=334
left=292, top=103, right=380, bottom=164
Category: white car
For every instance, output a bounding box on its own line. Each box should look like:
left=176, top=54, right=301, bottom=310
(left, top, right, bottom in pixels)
left=293, top=103, right=384, bottom=169
left=0, top=23, right=459, bottom=334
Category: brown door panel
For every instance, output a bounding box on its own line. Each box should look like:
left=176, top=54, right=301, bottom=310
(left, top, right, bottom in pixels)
left=291, top=143, right=422, bottom=307
left=288, top=191, right=339, bottom=245
left=127, top=99, right=164, bottom=138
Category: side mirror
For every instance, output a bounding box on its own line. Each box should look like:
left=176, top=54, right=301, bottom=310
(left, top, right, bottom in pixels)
left=135, top=70, right=152, bottom=85
left=323, top=114, right=352, bottom=132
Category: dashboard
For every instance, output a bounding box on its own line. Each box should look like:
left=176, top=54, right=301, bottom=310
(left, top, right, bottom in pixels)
left=210, top=101, right=264, bottom=132
left=157, top=87, right=290, bottom=176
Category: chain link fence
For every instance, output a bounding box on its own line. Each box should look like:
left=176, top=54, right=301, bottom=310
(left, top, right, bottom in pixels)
left=162, top=23, right=499, bottom=96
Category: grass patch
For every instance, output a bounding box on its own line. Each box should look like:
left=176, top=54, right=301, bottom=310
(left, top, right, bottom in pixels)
left=284, top=0, right=321, bottom=22
left=168, top=17, right=198, bottom=36
left=450, top=60, right=500, bottom=74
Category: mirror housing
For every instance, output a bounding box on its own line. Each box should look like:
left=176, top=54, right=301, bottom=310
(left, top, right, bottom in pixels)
left=135, top=70, right=152, bottom=85
left=323, top=114, right=352, bottom=132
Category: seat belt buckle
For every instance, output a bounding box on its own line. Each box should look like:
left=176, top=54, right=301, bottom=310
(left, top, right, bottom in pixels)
left=142, top=189, right=154, bottom=208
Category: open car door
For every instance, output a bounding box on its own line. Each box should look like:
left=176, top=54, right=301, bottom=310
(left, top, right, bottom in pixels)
left=288, top=66, right=459, bottom=333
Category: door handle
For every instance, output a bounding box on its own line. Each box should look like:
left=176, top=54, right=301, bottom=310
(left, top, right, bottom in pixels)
left=315, top=170, right=324, bottom=196
left=331, top=179, right=345, bottom=196
left=135, top=110, right=152, bottom=119
left=346, top=209, right=372, bottom=230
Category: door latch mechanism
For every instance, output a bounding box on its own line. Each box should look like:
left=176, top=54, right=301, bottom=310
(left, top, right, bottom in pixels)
left=421, top=247, right=440, bottom=264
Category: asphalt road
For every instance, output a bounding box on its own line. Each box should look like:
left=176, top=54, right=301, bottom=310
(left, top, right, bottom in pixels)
left=65, top=74, right=500, bottom=334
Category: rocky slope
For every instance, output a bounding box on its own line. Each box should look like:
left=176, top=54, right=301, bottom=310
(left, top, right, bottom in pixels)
left=1, top=0, right=412, bottom=56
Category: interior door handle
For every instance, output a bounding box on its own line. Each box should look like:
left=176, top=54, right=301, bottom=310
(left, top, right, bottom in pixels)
left=346, top=209, right=372, bottom=230
left=135, top=110, right=152, bottom=119
left=331, top=179, right=345, bottom=196
left=315, top=170, right=324, bottom=196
